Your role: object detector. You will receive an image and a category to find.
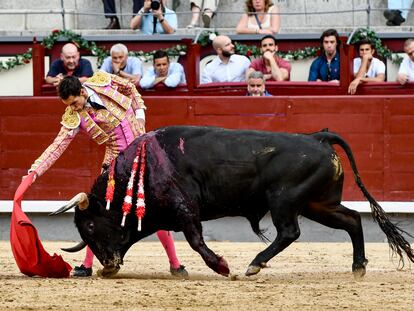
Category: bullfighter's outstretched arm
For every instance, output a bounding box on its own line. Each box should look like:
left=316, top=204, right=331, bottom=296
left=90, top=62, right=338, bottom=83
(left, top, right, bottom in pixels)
left=28, top=126, right=78, bottom=178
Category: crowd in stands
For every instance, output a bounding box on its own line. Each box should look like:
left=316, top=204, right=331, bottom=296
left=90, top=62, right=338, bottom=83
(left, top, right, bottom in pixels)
left=45, top=30, right=414, bottom=96
left=98, top=0, right=413, bottom=32
left=43, top=0, right=414, bottom=95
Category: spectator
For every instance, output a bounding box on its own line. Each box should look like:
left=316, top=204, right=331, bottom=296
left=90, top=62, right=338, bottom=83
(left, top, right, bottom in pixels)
left=140, top=50, right=186, bottom=89
left=130, top=0, right=177, bottom=34
left=246, top=71, right=272, bottom=96
left=348, top=39, right=385, bottom=95
left=308, top=28, right=341, bottom=83
left=100, top=43, right=143, bottom=85
left=247, top=35, right=290, bottom=81
left=187, top=0, right=219, bottom=28
left=397, top=38, right=414, bottom=85
left=45, top=43, right=93, bottom=87
left=102, top=0, right=143, bottom=29
left=201, top=35, right=251, bottom=84
left=236, top=0, right=280, bottom=35
left=384, top=0, right=413, bottom=26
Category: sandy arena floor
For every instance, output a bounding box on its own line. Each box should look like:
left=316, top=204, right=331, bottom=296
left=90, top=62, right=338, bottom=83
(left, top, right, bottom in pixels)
left=0, top=240, right=413, bottom=311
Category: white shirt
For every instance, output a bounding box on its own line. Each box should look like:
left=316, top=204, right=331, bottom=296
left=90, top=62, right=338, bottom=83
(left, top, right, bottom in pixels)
left=83, top=83, right=145, bottom=120
left=398, top=55, right=414, bottom=82
left=201, top=54, right=251, bottom=84
left=353, top=57, right=385, bottom=78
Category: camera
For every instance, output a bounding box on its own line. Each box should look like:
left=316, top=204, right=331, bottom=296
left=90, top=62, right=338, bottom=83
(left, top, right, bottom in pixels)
left=151, top=0, right=161, bottom=10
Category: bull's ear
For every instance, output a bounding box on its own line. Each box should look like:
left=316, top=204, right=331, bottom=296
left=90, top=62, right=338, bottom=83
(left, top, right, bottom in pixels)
left=87, top=193, right=107, bottom=215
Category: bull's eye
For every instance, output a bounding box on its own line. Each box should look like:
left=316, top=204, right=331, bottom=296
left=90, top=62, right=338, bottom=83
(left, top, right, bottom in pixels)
left=86, top=221, right=95, bottom=235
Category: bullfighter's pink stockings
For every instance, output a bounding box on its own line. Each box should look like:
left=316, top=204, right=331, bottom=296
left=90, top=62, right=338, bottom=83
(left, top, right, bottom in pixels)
left=156, top=230, right=181, bottom=269
left=82, top=231, right=180, bottom=269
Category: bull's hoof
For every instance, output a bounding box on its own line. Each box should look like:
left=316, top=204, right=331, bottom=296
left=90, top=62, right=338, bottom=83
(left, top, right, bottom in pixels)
left=217, top=257, right=230, bottom=276
left=245, top=265, right=261, bottom=276
left=352, top=259, right=368, bottom=280
left=97, top=265, right=120, bottom=278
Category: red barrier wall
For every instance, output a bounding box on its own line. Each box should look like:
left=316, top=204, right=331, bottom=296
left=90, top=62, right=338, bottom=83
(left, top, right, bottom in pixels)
left=1, top=95, right=414, bottom=203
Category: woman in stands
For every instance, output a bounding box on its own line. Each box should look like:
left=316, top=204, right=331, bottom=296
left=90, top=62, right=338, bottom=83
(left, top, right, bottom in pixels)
left=236, top=0, right=280, bottom=34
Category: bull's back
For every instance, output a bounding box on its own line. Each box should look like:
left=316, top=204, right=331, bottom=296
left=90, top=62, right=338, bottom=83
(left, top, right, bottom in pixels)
left=152, top=126, right=336, bottom=218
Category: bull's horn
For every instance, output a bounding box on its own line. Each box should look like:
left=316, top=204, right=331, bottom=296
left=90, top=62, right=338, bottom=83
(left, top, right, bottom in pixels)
left=49, top=192, right=89, bottom=216
left=61, top=241, right=87, bottom=253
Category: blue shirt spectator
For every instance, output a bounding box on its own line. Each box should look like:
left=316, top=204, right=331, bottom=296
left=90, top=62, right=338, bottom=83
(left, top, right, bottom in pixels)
left=101, top=56, right=142, bottom=76
left=308, top=53, right=340, bottom=82
left=140, top=50, right=186, bottom=89
left=46, top=43, right=93, bottom=86
left=246, top=70, right=272, bottom=96
left=100, top=43, right=143, bottom=85
left=48, top=58, right=93, bottom=78
left=130, top=0, right=177, bottom=35
left=308, top=28, right=341, bottom=82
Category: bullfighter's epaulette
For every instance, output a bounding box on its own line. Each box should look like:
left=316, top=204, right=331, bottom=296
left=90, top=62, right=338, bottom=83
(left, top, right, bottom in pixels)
left=84, top=71, right=111, bottom=87
left=61, top=106, right=81, bottom=129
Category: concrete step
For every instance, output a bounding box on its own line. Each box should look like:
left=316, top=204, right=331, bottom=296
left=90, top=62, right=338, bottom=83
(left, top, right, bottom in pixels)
left=0, top=26, right=413, bottom=38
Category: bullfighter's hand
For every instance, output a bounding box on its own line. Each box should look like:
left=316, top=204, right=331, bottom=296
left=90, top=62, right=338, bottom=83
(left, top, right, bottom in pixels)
left=22, top=172, right=37, bottom=184
left=136, top=118, right=146, bottom=133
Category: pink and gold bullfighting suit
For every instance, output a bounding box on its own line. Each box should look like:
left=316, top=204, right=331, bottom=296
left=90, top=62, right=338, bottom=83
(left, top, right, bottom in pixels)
left=29, top=71, right=146, bottom=177
left=28, top=71, right=186, bottom=277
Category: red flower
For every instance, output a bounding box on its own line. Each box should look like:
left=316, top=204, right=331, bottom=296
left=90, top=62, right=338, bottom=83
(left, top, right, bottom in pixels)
left=246, top=50, right=252, bottom=57
left=51, top=29, right=60, bottom=34
left=23, top=59, right=30, bottom=64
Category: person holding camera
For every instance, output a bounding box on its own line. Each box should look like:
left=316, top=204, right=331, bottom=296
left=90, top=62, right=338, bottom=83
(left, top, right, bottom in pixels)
left=130, top=0, right=177, bottom=34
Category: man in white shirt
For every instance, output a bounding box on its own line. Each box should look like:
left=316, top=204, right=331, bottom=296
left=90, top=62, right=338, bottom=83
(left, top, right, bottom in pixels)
left=397, top=38, right=414, bottom=85
left=201, top=35, right=251, bottom=84
left=348, top=39, right=385, bottom=95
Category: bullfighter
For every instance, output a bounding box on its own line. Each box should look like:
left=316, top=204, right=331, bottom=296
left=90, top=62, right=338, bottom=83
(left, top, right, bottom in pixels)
left=24, top=71, right=188, bottom=278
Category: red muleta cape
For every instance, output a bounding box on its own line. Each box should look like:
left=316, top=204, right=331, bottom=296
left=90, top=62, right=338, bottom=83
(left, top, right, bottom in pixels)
left=10, top=172, right=72, bottom=277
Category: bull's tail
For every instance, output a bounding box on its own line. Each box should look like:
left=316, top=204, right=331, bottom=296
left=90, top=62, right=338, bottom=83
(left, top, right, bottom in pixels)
left=313, top=130, right=414, bottom=267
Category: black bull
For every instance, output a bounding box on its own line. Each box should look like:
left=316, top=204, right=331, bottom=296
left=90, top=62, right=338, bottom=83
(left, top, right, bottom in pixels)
left=53, top=126, right=414, bottom=277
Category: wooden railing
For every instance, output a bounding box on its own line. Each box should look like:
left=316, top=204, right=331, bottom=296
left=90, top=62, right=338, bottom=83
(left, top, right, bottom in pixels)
left=2, top=95, right=414, bottom=202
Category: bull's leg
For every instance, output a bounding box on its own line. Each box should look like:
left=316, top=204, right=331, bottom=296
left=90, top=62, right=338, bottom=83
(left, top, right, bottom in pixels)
left=246, top=202, right=301, bottom=276
left=180, top=212, right=230, bottom=276
left=302, top=203, right=368, bottom=278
